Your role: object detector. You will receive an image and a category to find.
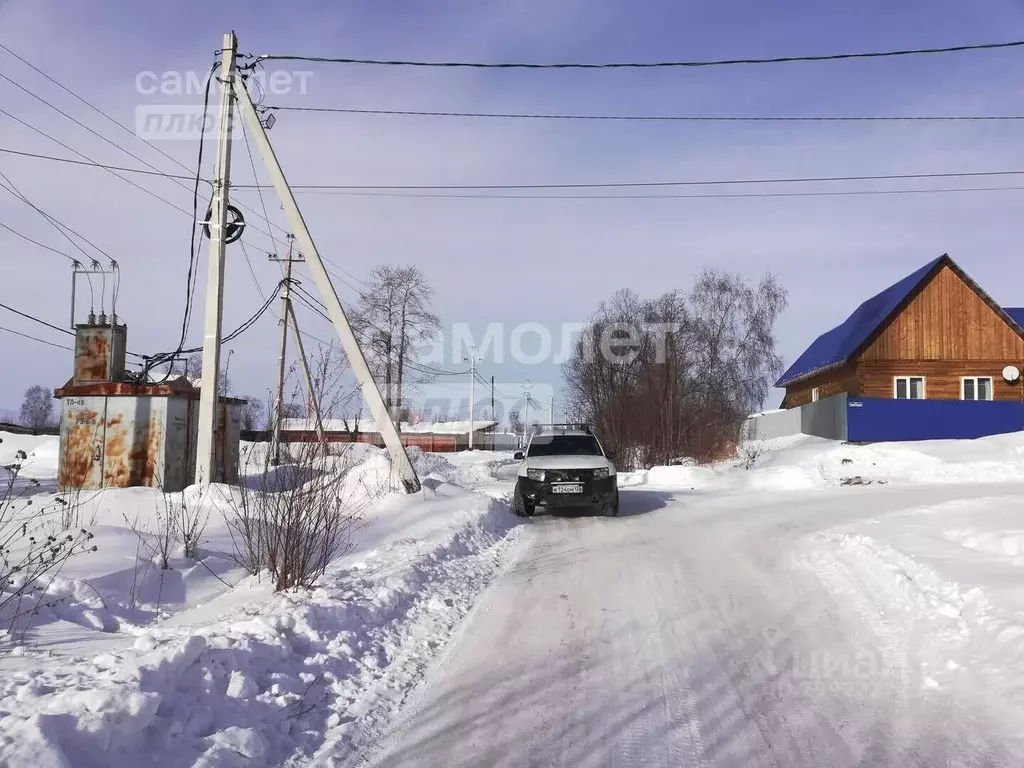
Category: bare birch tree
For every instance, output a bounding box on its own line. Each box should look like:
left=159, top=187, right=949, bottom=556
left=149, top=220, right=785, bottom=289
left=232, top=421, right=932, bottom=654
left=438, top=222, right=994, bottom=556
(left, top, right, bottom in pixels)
left=352, top=266, right=441, bottom=425
left=563, top=270, right=786, bottom=468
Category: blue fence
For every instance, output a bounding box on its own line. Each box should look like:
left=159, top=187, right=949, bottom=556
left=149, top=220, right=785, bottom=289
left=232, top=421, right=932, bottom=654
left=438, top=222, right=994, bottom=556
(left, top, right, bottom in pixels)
left=847, top=398, right=1024, bottom=442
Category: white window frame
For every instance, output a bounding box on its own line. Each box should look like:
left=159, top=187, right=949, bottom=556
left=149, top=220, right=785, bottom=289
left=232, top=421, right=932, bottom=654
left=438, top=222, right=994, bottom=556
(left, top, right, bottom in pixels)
left=893, top=375, right=926, bottom=400
left=961, top=376, right=994, bottom=401
left=811, top=386, right=820, bottom=403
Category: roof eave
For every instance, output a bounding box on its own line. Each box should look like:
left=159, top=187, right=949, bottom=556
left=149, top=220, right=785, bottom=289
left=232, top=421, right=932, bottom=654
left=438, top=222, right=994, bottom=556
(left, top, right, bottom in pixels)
left=776, top=358, right=848, bottom=389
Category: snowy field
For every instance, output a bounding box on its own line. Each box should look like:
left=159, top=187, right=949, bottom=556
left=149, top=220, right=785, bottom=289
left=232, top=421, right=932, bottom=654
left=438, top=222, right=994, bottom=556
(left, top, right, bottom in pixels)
left=6, top=431, right=1024, bottom=766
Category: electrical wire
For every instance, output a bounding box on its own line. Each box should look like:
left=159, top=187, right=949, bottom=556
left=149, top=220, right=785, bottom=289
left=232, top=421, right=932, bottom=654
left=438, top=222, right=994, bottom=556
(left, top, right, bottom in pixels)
left=252, top=38, right=1024, bottom=69
left=263, top=104, right=1024, bottom=122
left=0, top=301, right=74, bottom=336
left=177, top=62, right=219, bottom=354
left=238, top=100, right=278, bottom=258
left=0, top=110, right=197, bottom=217
left=0, top=171, right=114, bottom=261
left=9, top=142, right=1024, bottom=198
left=0, top=145, right=197, bottom=179
left=0, top=44, right=293, bottom=245
left=0, top=170, right=94, bottom=263
left=0, top=220, right=80, bottom=260
left=141, top=279, right=288, bottom=375
left=238, top=168, right=1024, bottom=191
left=0, top=325, right=74, bottom=352
left=269, top=184, right=1024, bottom=201
left=0, top=42, right=199, bottom=176
left=0, top=71, right=197, bottom=190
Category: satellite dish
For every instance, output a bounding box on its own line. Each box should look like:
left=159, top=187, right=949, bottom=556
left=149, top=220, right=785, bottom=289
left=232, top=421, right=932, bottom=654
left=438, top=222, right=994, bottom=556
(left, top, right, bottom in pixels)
left=1002, top=365, right=1020, bottom=383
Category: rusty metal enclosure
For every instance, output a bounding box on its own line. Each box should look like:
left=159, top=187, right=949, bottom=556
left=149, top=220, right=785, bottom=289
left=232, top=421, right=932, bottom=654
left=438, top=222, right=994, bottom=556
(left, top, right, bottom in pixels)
left=55, top=321, right=244, bottom=492
left=57, top=391, right=242, bottom=491
left=73, top=324, right=127, bottom=384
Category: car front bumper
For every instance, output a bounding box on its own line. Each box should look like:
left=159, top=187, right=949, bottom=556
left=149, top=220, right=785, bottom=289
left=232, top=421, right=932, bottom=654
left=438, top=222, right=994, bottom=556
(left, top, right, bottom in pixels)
left=519, top=475, right=617, bottom=507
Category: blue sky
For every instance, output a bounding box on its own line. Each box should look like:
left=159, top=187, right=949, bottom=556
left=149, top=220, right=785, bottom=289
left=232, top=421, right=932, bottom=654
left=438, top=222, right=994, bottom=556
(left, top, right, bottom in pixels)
left=2, top=0, right=1024, bottom=421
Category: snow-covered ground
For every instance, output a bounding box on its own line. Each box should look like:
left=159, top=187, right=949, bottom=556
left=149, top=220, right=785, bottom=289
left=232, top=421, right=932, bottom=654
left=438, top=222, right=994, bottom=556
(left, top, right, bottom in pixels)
left=0, top=433, right=523, bottom=767
left=9, top=431, right=1024, bottom=766
left=364, top=434, right=1024, bottom=767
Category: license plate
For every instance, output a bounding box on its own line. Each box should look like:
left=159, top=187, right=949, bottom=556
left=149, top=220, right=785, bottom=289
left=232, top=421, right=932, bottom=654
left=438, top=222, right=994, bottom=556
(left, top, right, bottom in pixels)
left=552, top=483, right=583, bottom=494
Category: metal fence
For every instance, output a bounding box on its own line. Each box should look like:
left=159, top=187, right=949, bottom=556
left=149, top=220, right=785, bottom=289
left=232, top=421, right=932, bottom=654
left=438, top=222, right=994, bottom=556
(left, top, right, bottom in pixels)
left=847, top=398, right=1024, bottom=441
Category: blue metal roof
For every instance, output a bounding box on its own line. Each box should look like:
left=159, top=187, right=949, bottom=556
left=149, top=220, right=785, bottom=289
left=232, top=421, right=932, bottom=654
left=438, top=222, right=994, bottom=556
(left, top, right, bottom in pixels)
left=775, top=256, right=946, bottom=387
left=1003, top=308, right=1024, bottom=331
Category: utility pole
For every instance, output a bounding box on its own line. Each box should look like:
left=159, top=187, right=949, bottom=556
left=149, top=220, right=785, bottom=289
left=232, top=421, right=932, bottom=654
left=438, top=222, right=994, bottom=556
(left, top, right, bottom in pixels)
left=285, top=301, right=326, bottom=445
left=490, top=375, right=495, bottom=423
left=521, top=380, right=533, bottom=449
left=233, top=54, right=420, bottom=491
left=195, top=32, right=236, bottom=484
left=549, top=396, right=554, bottom=425
left=268, top=235, right=301, bottom=466
left=464, top=345, right=482, bottom=450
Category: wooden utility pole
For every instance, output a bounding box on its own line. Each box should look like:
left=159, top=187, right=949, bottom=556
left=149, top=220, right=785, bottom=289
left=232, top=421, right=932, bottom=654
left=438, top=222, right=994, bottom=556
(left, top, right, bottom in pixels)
left=269, top=236, right=301, bottom=465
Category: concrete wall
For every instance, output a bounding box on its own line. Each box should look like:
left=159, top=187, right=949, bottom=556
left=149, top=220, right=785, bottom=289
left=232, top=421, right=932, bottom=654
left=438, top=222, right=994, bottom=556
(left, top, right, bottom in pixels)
left=743, top=393, right=848, bottom=441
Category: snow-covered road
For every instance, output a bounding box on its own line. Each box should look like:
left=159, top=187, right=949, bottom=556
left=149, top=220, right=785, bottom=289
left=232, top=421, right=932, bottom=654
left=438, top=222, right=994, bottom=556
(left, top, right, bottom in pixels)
left=362, top=482, right=1024, bottom=768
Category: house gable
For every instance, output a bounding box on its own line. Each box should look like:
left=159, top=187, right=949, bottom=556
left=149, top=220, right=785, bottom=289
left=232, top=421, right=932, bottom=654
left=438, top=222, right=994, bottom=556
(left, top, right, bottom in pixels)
left=859, top=263, right=1024, bottom=362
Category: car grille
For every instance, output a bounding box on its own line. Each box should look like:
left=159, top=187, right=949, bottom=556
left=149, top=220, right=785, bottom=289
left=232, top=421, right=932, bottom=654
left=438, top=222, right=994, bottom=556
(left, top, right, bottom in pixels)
left=546, top=469, right=593, bottom=482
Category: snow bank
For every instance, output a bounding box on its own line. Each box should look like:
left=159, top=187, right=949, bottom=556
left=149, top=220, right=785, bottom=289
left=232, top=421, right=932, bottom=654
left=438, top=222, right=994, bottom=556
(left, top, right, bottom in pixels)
left=796, top=496, right=1024, bottom=725
left=618, top=432, right=1024, bottom=493
left=0, top=442, right=523, bottom=767
left=0, top=430, right=60, bottom=480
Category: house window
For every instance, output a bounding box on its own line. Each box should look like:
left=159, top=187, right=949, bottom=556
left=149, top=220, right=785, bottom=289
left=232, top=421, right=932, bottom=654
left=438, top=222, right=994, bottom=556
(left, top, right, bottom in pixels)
left=894, top=376, right=925, bottom=400
left=811, top=387, right=820, bottom=403
left=962, top=376, right=993, bottom=401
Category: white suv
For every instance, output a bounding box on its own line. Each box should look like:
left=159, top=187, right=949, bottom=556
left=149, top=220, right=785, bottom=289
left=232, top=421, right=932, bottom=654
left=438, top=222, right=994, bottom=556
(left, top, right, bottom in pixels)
left=513, top=425, right=618, bottom=517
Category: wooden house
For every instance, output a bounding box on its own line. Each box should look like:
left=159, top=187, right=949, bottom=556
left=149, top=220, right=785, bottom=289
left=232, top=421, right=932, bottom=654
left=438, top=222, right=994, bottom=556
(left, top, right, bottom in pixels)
left=777, top=254, right=1024, bottom=409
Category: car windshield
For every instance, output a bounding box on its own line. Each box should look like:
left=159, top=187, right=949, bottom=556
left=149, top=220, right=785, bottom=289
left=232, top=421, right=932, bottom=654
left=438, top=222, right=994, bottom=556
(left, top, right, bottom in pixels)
left=527, top=434, right=603, bottom=457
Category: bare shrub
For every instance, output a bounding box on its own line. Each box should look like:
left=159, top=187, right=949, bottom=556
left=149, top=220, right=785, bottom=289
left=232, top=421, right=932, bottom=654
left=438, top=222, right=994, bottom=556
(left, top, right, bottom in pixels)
left=122, top=496, right=176, bottom=611
left=174, top=491, right=209, bottom=560
left=738, top=441, right=764, bottom=470
left=225, top=439, right=368, bottom=591
left=1, top=450, right=96, bottom=648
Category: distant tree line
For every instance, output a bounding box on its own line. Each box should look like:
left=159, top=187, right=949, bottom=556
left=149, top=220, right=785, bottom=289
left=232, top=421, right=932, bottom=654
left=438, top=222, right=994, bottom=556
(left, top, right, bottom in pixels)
left=563, top=270, right=787, bottom=469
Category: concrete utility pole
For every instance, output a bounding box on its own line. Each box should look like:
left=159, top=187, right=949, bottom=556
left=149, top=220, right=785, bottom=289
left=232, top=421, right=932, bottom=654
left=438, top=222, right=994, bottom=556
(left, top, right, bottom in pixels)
left=521, top=380, right=533, bottom=449
left=195, top=32, right=236, bottom=484
left=269, top=236, right=301, bottom=466
left=490, top=375, right=495, bottom=423
left=549, top=396, right=554, bottom=425
left=465, top=345, right=482, bottom=449
left=232, top=53, right=420, bottom=491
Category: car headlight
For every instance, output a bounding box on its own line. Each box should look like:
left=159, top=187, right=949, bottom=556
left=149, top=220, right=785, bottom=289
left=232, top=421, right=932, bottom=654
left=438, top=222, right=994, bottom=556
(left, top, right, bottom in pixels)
left=593, top=467, right=610, bottom=479
left=527, top=469, right=545, bottom=481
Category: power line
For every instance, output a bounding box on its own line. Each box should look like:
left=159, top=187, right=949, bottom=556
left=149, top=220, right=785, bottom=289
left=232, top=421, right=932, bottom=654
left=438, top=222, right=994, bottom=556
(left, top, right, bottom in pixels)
left=0, top=145, right=197, bottom=179
left=0, top=41, right=197, bottom=176
left=0, top=110, right=197, bottom=217
left=290, top=184, right=1024, bottom=201
left=0, top=71, right=198, bottom=188
left=289, top=286, right=470, bottom=377
left=0, top=47, right=294, bottom=246
left=0, top=169, right=110, bottom=264
left=0, top=301, right=73, bottom=337
left=10, top=142, right=1024, bottom=195
left=252, top=38, right=1024, bottom=69
left=244, top=168, right=1024, bottom=191
left=0, top=324, right=74, bottom=352
left=0, top=220, right=79, bottom=261
left=264, top=104, right=1024, bottom=122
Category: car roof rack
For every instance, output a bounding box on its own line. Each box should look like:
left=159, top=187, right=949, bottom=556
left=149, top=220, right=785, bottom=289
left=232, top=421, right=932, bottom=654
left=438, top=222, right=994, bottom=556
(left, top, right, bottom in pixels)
left=535, top=422, right=593, bottom=434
